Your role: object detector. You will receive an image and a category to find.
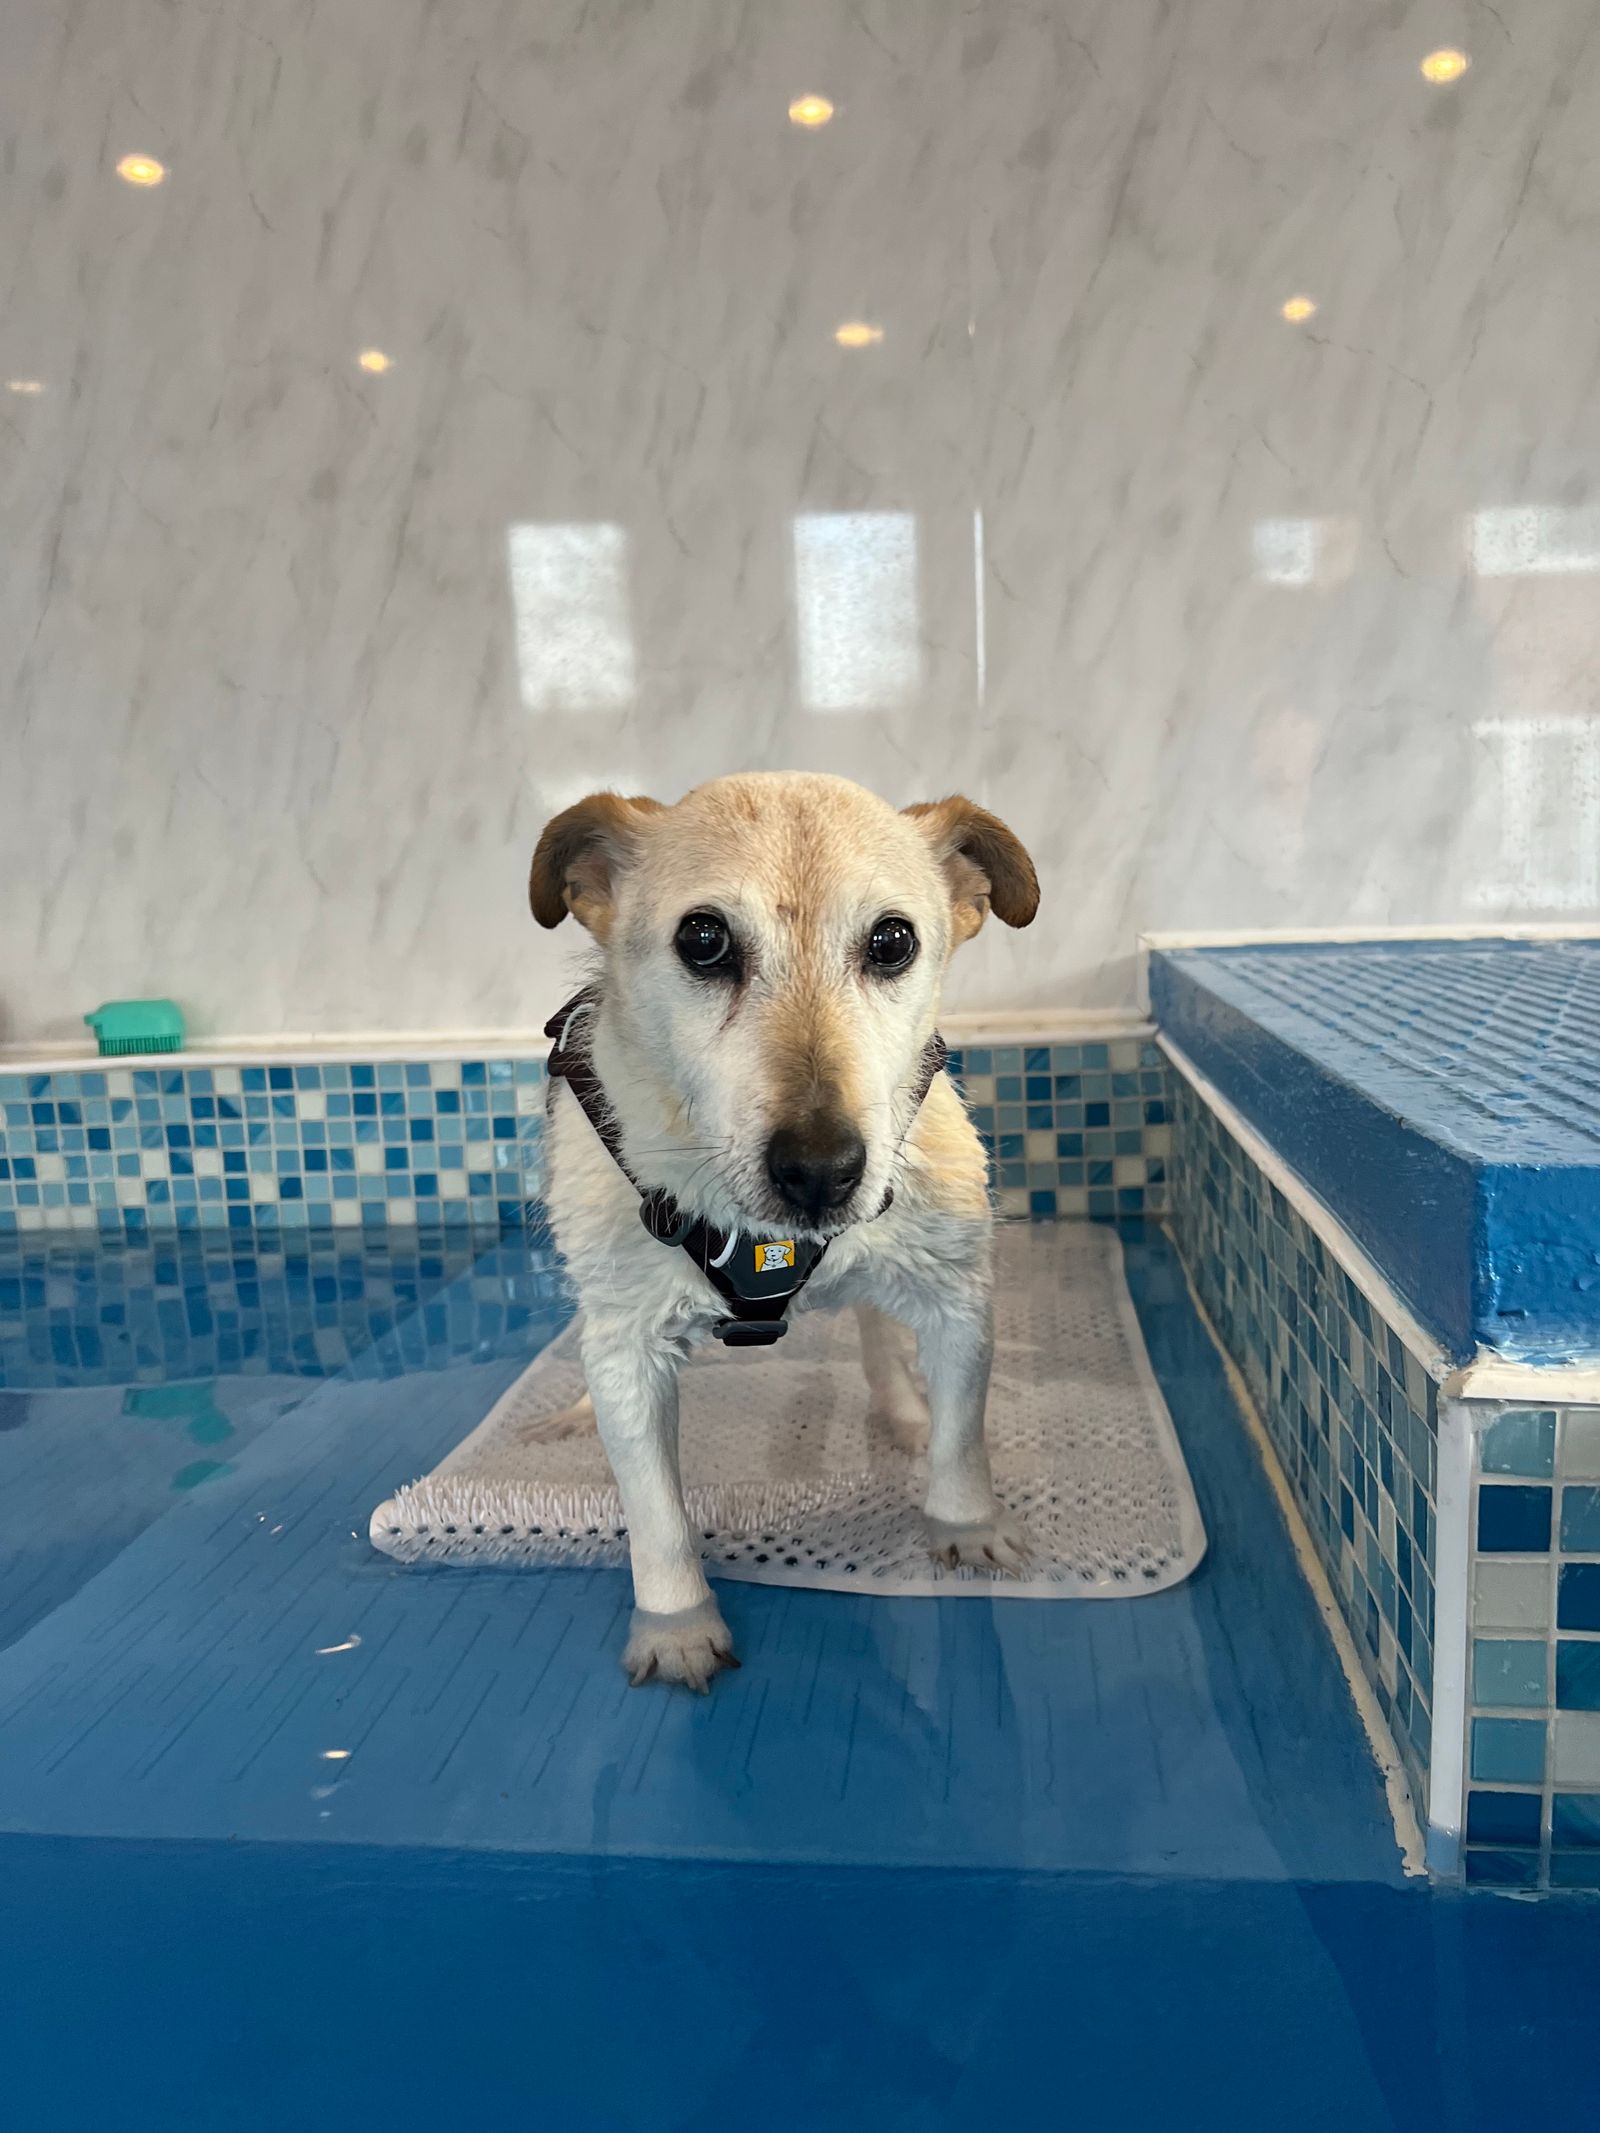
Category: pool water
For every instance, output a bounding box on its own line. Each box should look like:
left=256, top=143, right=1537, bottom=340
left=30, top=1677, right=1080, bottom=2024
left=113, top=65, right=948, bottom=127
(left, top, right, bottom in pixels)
left=0, top=1229, right=567, bottom=1655
left=0, top=1221, right=1593, bottom=2129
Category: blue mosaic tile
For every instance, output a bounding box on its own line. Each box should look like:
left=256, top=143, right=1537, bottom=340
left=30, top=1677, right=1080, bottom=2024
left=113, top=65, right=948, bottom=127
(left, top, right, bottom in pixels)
left=1471, top=1717, right=1546, bottom=1785
left=1465, top=1849, right=1541, bottom=1889
left=1171, top=1081, right=1600, bottom=1898
left=1465, top=1789, right=1542, bottom=1846
left=1552, top=1794, right=1600, bottom=1847
left=5, top=1036, right=1171, bottom=1238
left=1560, top=1484, right=1600, bottom=1552
left=1477, top=1484, right=1553, bottom=1554
left=1555, top=1642, right=1600, bottom=1711
left=0, top=1058, right=547, bottom=1238
left=1167, top=1070, right=1436, bottom=1808
left=1558, top=1563, right=1600, bottom=1632
left=950, top=1037, right=1170, bottom=1222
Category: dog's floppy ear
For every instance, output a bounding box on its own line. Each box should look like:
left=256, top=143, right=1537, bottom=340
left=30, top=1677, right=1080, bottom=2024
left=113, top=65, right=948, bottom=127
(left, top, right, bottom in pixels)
left=903, top=796, right=1039, bottom=944
left=529, top=792, right=664, bottom=936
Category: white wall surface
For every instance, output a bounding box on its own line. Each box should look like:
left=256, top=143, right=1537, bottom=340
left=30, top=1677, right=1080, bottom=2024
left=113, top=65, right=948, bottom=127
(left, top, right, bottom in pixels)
left=4, top=1, right=1598, bottom=1042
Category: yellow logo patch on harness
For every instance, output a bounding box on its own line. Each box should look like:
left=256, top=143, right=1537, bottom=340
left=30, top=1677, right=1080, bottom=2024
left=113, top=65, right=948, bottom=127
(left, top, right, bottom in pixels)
left=754, top=1240, right=795, bottom=1273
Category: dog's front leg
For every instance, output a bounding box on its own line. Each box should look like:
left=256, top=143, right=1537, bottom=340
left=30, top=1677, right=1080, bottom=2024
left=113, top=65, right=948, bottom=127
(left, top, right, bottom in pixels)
left=582, top=1323, right=737, bottom=1691
left=913, top=1290, right=1031, bottom=1574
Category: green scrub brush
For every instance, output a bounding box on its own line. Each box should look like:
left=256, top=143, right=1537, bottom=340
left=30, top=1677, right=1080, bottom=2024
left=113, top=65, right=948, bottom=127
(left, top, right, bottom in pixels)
left=84, top=999, right=186, bottom=1056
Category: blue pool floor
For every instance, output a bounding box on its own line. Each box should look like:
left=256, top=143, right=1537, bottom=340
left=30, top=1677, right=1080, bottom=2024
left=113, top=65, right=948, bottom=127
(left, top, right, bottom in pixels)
left=1, top=1224, right=1596, bottom=2128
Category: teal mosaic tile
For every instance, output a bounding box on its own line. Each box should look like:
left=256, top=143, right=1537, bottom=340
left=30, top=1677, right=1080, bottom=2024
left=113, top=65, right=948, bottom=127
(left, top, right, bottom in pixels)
left=1471, top=1717, right=1545, bottom=1785
left=1471, top=1637, right=1547, bottom=1708
left=1481, top=1408, right=1556, bottom=1477
left=1166, top=1068, right=1437, bottom=1809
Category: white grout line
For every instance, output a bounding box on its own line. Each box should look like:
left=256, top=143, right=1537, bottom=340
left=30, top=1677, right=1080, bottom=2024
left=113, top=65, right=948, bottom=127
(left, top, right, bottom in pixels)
left=1173, top=1238, right=1429, bottom=1878
left=1160, top=1035, right=1455, bottom=1382
left=1427, top=1396, right=1475, bottom=1876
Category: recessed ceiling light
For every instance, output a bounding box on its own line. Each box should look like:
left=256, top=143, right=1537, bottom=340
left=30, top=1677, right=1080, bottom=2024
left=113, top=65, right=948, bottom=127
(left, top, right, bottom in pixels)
left=788, top=95, right=834, bottom=128
left=116, top=153, right=167, bottom=187
left=356, top=349, right=392, bottom=374
left=834, top=321, right=883, bottom=348
left=1421, top=49, right=1470, bottom=84
left=1280, top=295, right=1317, bottom=324
left=5, top=378, right=46, bottom=395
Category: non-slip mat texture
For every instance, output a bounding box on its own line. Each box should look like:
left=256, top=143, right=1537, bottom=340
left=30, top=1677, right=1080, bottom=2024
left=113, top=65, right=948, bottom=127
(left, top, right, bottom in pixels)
left=371, top=1223, right=1205, bottom=1598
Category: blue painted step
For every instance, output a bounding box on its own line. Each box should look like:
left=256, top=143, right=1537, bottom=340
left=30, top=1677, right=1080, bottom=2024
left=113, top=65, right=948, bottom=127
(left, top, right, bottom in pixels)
left=1151, top=939, right=1600, bottom=1363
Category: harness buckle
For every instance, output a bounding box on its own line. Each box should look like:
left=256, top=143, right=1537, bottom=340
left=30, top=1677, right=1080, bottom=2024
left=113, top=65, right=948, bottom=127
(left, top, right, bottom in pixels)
left=713, top=1319, right=789, bottom=1347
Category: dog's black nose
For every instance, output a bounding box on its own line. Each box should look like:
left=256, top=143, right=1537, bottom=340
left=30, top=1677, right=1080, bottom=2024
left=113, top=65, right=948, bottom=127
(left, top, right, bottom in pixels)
left=765, top=1118, right=867, bottom=1223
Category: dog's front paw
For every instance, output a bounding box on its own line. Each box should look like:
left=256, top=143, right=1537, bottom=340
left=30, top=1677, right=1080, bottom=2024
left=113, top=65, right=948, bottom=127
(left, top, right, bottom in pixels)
left=925, top=1507, right=1033, bottom=1576
left=623, top=1597, right=740, bottom=1693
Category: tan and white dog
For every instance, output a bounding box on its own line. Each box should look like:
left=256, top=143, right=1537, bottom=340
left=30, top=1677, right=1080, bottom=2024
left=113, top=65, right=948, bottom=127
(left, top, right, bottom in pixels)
left=529, top=772, right=1039, bottom=1689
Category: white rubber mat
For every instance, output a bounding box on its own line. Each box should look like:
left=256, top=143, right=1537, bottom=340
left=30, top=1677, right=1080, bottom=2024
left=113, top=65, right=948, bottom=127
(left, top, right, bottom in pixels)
left=370, top=1223, right=1206, bottom=1598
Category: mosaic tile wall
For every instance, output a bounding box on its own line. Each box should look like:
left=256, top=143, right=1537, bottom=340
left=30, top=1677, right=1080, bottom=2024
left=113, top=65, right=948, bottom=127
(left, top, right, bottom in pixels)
left=1168, top=1066, right=1438, bottom=1809
left=0, top=1230, right=571, bottom=1391
left=0, top=1061, right=546, bottom=1237
left=1464, top=1405, right=1600, bottom=1891
left=0, top=1038, right=1171, bottom=1236
left=944, top=1037, right=1170, bottom=1222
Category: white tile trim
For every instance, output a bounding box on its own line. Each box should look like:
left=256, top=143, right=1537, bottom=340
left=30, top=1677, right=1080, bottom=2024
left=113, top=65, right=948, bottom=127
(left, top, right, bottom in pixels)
left=1426, top=1395, right=1475, bottom=1873
left=1446, top=1354, right=1600, bottom=1403
left=0, top=1010, right=1152, bottom=1075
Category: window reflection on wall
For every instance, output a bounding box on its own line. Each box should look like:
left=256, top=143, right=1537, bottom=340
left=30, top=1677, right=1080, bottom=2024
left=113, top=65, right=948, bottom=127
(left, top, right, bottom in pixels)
left=793, top=511, right=921, bottom=711
left=1471, top=506, right=1600, bottom=578
left=507, top=522, right=637, bottom=712
left=1472, top=716, right=1600, bottom=910
left=1250, top=516, right=1357, bottom=588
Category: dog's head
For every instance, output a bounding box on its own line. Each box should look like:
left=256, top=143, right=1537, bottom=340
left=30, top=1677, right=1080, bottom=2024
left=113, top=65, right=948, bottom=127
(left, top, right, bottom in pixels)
left=530, top=772, right=1037, bottom=1236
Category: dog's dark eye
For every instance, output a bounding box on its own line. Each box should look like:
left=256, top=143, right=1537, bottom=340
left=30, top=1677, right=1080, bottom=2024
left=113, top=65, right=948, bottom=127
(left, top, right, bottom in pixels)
left=674, top=910, right=736, bottom=975
left=866, top=916, right=918, bottom=974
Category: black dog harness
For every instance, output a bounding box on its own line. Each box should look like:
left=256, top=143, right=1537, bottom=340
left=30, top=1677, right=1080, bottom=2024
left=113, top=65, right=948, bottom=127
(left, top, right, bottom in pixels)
left=544, top=988, right=946, bottom=1347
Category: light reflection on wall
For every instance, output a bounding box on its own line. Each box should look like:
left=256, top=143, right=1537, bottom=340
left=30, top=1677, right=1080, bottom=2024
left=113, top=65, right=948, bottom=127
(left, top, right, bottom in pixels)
left=793, top=511, right=921, bottom=711
left=1472, top=716, right=1600, bottom=910
left=1471, top=505, right=1600, bottom=578
left=507, top=522, right=637, bottom=712
left=1250, top=515, right=1357, bottom=588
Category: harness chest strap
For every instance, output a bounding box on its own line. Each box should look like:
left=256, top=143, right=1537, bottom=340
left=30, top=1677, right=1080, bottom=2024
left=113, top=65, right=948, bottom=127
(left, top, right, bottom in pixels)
left=542, top=988, right=947, bottom=1347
